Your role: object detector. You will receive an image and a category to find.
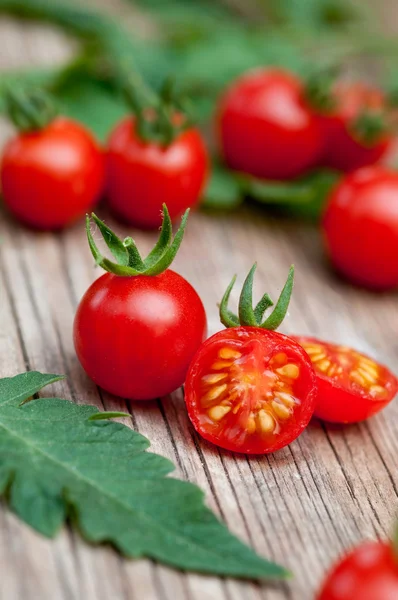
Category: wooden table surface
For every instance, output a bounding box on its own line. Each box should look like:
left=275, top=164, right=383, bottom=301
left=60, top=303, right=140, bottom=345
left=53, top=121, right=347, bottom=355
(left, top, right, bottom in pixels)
left=1, top=4, right=398, bottom=599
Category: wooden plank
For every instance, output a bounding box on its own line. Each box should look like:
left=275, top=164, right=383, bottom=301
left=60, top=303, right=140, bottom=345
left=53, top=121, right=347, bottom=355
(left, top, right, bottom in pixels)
left=0, top=6, right=398, bottom=600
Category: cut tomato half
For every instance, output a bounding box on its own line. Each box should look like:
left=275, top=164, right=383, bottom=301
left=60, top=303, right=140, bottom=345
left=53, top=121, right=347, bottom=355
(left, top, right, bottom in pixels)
left=293, top=336, right=398, bottom=423
left=185, top=327, right=317, bottom=454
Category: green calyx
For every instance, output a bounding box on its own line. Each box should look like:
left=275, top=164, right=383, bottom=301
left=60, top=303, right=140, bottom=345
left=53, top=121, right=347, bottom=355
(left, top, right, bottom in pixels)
left=5, top=88, right=58, bottom=133
left=305, top=68, right=338, bottom=114
left=220, top=265, right=294, bottom=330
left=86, top=205, right=189, bottom=277
left=124, top=75, right=193, bottom=147
left=351, top=110, right=388, bottom=146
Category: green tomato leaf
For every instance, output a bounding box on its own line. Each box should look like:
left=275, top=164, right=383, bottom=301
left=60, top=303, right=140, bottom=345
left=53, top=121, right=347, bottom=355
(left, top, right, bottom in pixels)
left=54, top=75, right=128, bottom=141
left=202, top=164, right=243, bottom=210
left=0, top=371, right=290, bottom=581
left=241, top=169, right=340, bottom=221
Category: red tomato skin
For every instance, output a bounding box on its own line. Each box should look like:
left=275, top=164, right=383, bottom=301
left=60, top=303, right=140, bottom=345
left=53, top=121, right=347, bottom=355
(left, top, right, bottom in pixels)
left=217, top=68, right=322, bottom=180
left=0, top=118, right=105, bottom=230
left=313, top=377, right=396, bottom=424
left=317, top=541, right=398, bottom=600
left=185, top=327, right=317, bottom=454
left=74, top=270, right=207, bottom=400
left=323, top=166, right=398, bottom=290
left=106, top=117, right=208, bottom=229
left=316, top=83, right=391, bottom=172
left=293, top=336, right=398, bottom=424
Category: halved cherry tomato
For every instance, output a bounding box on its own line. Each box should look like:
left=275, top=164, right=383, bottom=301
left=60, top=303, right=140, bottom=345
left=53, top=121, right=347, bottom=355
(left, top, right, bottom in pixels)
left=293, top=336, right=398, bottom=423
left=317, top=540, right=398, bottom=600
left=185, top=328, right=317, bottom=454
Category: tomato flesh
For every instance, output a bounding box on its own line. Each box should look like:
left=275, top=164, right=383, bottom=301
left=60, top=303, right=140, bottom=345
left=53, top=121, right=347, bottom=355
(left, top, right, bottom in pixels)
left=74, top=270, right=207, bottom=400
left=317, top=541, right=398, bottom=600
left=293, top=336, right=398, bottom=423
left=185, top=327, right=317, bottom=454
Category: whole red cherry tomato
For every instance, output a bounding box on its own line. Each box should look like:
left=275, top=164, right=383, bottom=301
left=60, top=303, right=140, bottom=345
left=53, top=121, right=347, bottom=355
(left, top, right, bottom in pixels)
left=106, top=83, right=208, bottom=229
left=317, top=540, right=398, bottom=600
left=322, top=166, right=398, bottom=290
left=217, top=68, right=322, bottom=180
left=74, top=206, right=207, bottom=400
left=1, top=89, right=104, bottom=230
left=185, top=265, right=317, bottom=454
left=293, top=336, right=398, bottom=423
left=314, top=81, right=391, bottom=172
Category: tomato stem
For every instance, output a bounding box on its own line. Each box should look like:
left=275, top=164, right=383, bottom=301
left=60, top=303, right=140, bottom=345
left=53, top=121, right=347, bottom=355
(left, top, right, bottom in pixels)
left=85, top=205, right=190, bottom=277
left=220, top=264, right=295, bottom=330
left=4, top=87, right=57, bottom=132
left=351, top=110, right=388, bottom=146
left=124, top=75, right=193, bottom=147
left=305, top=67, right=338, bottom=114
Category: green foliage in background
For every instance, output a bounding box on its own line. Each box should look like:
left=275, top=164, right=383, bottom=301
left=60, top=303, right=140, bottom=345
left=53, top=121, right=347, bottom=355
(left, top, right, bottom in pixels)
left=0, top=0, right=393, bottom=217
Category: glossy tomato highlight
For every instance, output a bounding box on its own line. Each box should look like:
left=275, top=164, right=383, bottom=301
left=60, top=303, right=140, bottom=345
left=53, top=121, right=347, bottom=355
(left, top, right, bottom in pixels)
left=294, top=336, right=398, bottom=423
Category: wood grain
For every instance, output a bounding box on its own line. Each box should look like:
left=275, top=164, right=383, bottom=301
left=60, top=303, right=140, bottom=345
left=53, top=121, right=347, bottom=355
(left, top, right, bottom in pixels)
left=0, top=5, right=398, bottom=599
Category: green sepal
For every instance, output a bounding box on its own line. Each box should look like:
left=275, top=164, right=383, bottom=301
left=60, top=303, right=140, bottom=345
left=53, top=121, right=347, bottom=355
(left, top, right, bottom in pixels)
left=219, top=265, right=294, bottom=331
left=124, top=75, right=193, bottom=147
left=305, top=67, right=338, bottom=114
left=351, top=110, right=387, bottom=146
left=5, top=87, right=58, bottom=132
left=219, top=276, right=240, bottom=328
left=86, top=205, right=189, bottom=277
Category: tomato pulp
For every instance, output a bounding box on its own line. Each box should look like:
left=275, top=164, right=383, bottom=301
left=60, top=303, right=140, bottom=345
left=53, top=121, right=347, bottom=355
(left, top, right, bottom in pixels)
left=317, top=541, right=398, bottom=600
left=1, top=117, right=105, bottom=230
left=323, top=166, right=398, bottom=290
left=293, top=336, right=398, bottom=423
left=217, top=68, right=322, bottom=180
left=185, top=327, right=317, bottom=454
left=315, top=82, right=391, bottom=172
left=74, top=270, right=207, bottom=400
left=106, top=117, right=208, bottom=229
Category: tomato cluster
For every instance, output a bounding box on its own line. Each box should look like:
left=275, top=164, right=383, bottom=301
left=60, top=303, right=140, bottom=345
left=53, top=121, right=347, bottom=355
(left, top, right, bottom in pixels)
left=1, top=77, right=398, bottom=597
left=217, top=68, right=393, bottom=180
left=0, top=87, right=208, bottom=231
left=217, top=68, right=398, bottom=292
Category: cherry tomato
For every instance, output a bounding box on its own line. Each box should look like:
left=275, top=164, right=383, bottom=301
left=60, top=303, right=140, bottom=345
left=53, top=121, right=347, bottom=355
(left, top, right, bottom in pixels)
left=293, top=336, right=398, bottom=423
left=106, top=116, right=208, bottom=229
left=1, top=118, right=105, bottom=230
left=74, top=270, right=207, bottom=400
left=317, top=541, right=398, bottom=600
left=217, top=68, right=322, bottom=180
left=185, top=328, right=317, bottom=454
left=322, top=166, right=398, bottom=290
left=316, top=82, right=391, bottom=172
